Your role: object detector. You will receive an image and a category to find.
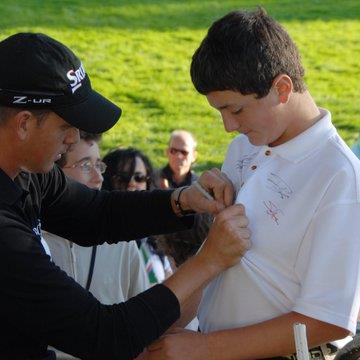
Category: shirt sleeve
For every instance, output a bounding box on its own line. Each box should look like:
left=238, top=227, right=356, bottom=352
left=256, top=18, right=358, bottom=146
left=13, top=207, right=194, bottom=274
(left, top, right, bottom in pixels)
left=40, top=166, right=193, bottom=246
left=0, top=224, right=179, bottom=359
left=294, top=202, right=360, bottom=334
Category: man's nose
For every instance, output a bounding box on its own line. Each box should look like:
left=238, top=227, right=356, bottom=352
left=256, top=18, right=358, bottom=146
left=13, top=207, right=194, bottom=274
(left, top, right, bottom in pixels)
left=176, top=151, right=185, bottom=159
left=65, top=128, right=80, bottom=145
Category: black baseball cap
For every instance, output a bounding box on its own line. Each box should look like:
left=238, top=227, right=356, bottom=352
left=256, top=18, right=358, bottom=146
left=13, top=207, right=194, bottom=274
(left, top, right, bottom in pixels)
left=0, top=33, right=121, bottom=133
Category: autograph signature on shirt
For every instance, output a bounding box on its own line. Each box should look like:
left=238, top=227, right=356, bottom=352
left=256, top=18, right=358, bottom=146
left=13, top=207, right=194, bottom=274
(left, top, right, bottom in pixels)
left=266, top=173, right=293, bottom=199
left=235, top=153, right=257, bottom=185
left=263, top=200, right=283, bottom=225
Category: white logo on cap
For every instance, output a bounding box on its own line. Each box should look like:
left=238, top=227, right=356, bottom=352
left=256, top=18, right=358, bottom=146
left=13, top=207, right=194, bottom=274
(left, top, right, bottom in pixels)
left=13, top=96, right=52, bottom=104
left=66, top=63, right=86, bottom=94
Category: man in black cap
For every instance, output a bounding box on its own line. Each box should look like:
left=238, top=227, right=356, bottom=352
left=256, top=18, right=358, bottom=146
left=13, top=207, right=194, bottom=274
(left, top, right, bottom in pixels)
left=0, top=33, right=251, bottom=360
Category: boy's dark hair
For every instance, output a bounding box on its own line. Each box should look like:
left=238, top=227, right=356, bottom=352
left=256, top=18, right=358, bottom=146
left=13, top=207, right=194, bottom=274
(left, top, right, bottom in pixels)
left=79, top=131, right=102, bottom=143
left=190, top=8, right=306, bottom=98
left=56, top=131, right=101, bottom=168
left=102, top=147, right=153, bottom=191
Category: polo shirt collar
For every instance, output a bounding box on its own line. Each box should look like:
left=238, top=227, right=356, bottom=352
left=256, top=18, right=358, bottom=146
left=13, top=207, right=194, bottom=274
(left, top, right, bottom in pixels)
left=264, top=109, right=336, bottom=163
left=0, top=168, right=25, bottom=205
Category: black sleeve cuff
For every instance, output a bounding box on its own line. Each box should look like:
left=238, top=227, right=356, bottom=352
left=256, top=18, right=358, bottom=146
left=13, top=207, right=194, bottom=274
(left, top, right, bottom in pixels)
left=122, top=284, right=180, bottom=357
left=137, top=284, right=180, bottom=335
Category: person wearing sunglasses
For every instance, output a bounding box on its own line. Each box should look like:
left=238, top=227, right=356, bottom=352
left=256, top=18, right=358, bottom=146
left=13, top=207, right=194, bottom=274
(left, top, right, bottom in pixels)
left=155, top=130, right=198, bottom=189
left=43, top=136, right=150, bottom=360
left=102, top=147, right=153, bottom=192
left=102, top=147, right=173, bottom=285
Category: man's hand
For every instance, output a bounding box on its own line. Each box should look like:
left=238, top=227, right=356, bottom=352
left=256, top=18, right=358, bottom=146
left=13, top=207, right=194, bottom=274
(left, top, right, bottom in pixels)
left=146, top=328, right=211, bottom=360
left=162, top=203, right=250, bottom=318
left=171, top=168, right=234, bottom=215
left=199, top=203, right=250, bottom=271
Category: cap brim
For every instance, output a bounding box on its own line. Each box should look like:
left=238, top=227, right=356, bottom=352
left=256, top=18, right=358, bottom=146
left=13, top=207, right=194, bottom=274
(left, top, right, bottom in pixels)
left=52, top=90, right=121, bottom=133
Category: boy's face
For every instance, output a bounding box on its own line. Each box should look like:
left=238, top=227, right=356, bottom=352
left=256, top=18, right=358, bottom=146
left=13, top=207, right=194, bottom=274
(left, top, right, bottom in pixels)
left=206, top=89, right=291, bottom=147
left=62, top=139, right=104, bottom=190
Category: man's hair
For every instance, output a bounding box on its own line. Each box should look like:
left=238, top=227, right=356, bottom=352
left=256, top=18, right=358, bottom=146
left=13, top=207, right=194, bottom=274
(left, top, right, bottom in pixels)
left=169, top=130, right=197, bottom=149
left=102, top=147, right=153, bottom=191
left=190, top=7, right=306, bottom=98
left=0, top=106, right=50, bottom=126
left=56, top=131, right=102, bottom=168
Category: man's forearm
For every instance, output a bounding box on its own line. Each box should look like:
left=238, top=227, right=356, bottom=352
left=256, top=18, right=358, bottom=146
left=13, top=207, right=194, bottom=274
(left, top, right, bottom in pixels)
left=163, top=253, right=219, bottom=312
left=171, top=289, right=202, bottom=329
left=205, top=312, right=349, bottom=359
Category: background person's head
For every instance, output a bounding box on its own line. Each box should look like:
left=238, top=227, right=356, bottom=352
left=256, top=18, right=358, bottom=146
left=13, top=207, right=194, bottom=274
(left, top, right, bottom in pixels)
left=166, top=130, right=197, bottom=178
left=56, top=131, right=104, bottom=190
left=102, top=148, right=153, bottom=191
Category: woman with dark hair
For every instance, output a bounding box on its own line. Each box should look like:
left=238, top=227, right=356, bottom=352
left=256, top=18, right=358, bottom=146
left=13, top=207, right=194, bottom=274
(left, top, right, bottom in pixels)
left=103, top=148, right=172, bottom=284
left=102, top=148, right=153, bottom=192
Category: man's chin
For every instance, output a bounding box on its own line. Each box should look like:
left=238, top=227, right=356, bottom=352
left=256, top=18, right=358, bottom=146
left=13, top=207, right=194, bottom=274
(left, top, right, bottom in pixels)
left=21, top=163, right=55, bottom=174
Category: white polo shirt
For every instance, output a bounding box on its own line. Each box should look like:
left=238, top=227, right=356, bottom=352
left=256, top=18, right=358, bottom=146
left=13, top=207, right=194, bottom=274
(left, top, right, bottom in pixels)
left=198, top=109, right=360, bottom=334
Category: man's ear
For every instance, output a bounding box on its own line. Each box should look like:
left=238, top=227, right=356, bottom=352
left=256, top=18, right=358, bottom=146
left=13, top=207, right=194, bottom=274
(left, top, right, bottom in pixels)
left=14, top=110, right=33, bottom=140
left=272, top=74, right=293, bottom=104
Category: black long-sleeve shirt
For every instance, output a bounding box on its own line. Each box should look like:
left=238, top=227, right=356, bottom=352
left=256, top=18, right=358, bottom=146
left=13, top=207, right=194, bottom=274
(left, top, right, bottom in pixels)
left=0, top=166, right=192, bottom=359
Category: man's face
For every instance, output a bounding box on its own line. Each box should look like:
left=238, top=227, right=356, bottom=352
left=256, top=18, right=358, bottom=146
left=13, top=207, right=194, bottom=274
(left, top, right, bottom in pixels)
left=167, top=135, right=196, bottom=176
left=206, top=89, right=291, bottom=147
left=62, top=139, right=103, bottom=190
left=23, top=112, right=79, bottom=173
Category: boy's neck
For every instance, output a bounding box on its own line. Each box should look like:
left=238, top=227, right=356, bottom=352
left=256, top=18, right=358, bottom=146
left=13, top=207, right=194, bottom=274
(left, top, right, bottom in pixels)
left=270, top=91, right=322, bottom=147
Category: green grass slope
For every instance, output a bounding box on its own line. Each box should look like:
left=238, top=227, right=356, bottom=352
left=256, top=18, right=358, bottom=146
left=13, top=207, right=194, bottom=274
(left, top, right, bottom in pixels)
left=0, top=0, right=359, bottom=171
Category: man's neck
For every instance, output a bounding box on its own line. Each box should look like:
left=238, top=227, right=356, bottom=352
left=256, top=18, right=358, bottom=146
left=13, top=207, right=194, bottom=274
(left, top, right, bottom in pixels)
left=0, top=159, right=20, bottom=180
left=0, top=134, right=21, bottom=180
left=173, top=171, right=189, bottom=185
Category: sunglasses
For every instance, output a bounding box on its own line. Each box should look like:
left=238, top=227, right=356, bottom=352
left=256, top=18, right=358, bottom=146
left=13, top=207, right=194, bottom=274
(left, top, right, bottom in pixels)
left=115, top=172, right=149, bottom=184
left=169, top=147, right=189, bottom=157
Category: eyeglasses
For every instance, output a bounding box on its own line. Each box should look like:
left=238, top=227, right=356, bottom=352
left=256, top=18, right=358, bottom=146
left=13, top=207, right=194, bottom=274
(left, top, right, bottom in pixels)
left=63, top=160, right=107, bottom=174
left=115, top=172, right=149, bottom=184
left=169, top=147, right=189, bottom=157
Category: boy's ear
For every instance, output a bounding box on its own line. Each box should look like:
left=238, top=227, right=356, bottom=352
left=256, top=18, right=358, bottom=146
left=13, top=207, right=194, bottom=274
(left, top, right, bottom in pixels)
left=14, top=110, right=33, bottom=140
left=272, top=74, right=293, bottom=104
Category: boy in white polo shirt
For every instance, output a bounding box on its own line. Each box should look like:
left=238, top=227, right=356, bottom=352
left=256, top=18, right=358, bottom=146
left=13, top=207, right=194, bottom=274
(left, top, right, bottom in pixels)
left=146, top=8, right=360, bottom=360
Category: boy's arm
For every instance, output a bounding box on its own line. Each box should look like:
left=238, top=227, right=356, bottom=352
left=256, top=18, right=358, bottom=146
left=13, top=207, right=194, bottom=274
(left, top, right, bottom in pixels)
left=147, top=312, right=349, bottom=359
